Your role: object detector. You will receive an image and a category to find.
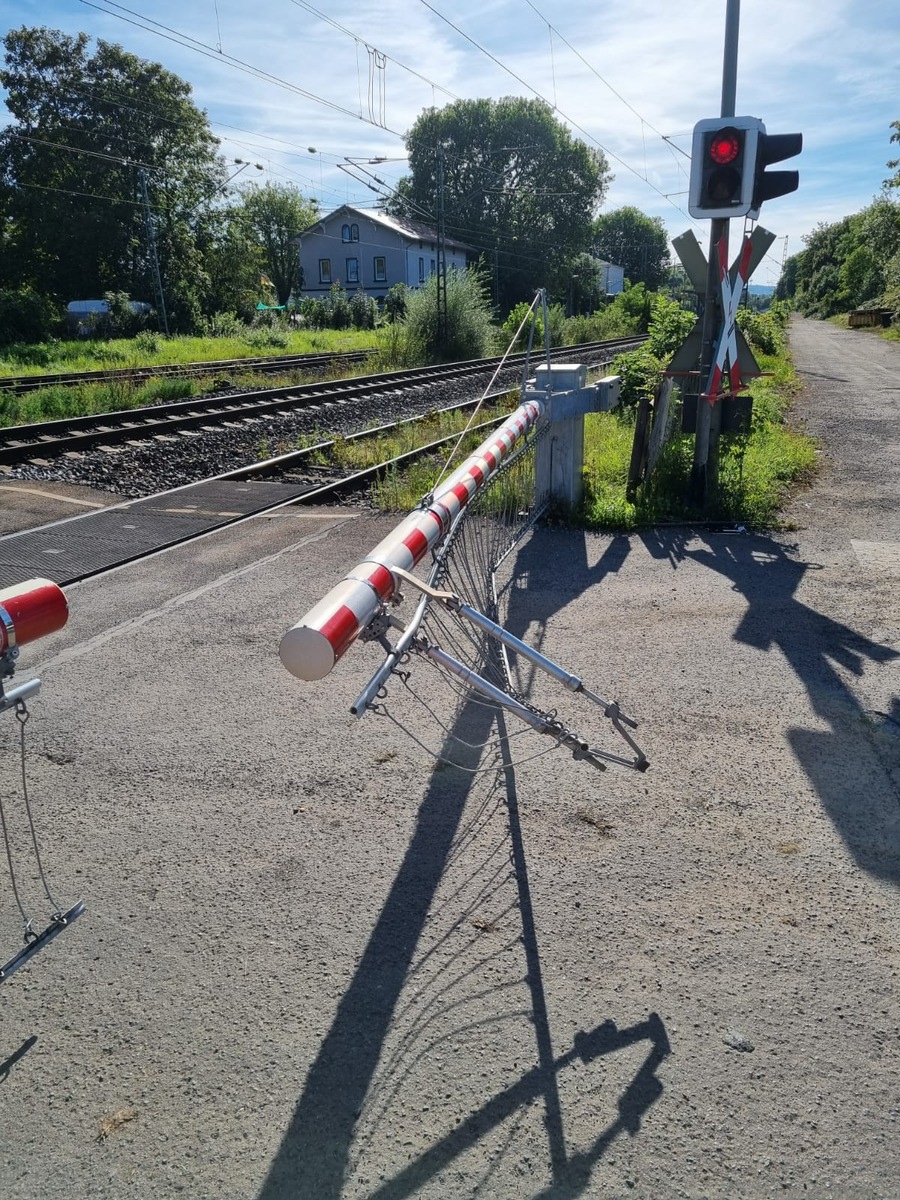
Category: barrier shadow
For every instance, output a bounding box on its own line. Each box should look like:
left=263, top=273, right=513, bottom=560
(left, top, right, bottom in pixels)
left=642, top=529, right=900, bottom=884
left=257, top=530, right=665, bottom=1198
left=0, top=1035, right=37, bottom=1084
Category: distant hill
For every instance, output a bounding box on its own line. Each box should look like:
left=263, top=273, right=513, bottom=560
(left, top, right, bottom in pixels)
left=748, top=284, right=775, bottom=296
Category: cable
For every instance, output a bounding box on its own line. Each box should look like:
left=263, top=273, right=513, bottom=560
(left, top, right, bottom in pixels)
left=79, top=0, right=406, bottom=137
left=522, top=0, right=691, bottom=186
left=16, top=180, right=168, bottom=211
left=62, top=78, right=381, bottom=203
left=285, top=0, right=461, bottom=104
left=416, top=0, right=701, bottom=228
left=6, top=130, right=161, bottom=173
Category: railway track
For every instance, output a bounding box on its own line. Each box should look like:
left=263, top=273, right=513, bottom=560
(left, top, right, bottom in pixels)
left=0, top=348, right=371, bottom=394
left=0, top=338, right=643, bottom=467
left=0, top=398, right=517, bottom=588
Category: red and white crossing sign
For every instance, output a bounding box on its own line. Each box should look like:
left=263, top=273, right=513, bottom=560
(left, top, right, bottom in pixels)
left=704, top=234, right=753, bottom=403
left=666, top=225, right=778, bottom=398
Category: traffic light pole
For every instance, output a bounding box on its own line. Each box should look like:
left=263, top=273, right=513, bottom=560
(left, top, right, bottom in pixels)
left=690, top=0, right=740, bottom=506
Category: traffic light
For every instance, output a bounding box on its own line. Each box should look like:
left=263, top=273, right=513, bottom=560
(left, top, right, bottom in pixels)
left=689, top=117, right=762, bottom=219
left=750, top=131, right=802, bottom=218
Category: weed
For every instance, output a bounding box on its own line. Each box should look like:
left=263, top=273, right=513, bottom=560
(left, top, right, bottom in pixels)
left=776, top=841, right=801, bottom=855
left=96, top=1107, right=137, bottom=1142
left=471, top=916, right=499, bottom=933
left=576, top=808, right=615, bottom=837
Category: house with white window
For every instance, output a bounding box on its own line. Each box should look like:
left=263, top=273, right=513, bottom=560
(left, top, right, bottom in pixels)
left=293, top=205, right=473, bottom=302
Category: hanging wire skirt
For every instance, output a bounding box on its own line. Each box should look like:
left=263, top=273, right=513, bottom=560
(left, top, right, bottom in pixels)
left=352, top=423, right=648, bottom=776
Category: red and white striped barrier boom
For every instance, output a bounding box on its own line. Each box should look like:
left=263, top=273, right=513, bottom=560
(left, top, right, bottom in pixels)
left=0, top=578, right=68, bottom=658
left=279, top=396, right=544, bottom=681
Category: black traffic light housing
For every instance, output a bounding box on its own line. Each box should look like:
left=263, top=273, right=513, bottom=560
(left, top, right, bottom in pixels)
left=751, top=131, right=802, bottom=216
left=689, top=116, right=802, bottom=220
left=689, top=116, right=762, bottom=218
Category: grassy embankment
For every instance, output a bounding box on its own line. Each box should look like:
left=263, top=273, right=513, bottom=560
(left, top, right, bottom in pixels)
left=0, top=311, right=817, bottom=530
left=0, top=328, right=381, bottom=429
left=581, top=349, right=816, bottom=528
left=372, top=312, right=818, bottom=530
left=257, top=399, right=515, bottom=481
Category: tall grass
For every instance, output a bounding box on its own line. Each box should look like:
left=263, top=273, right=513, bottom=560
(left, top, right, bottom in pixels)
left=0, top=327, right=382, bottom=378
left=580, top=351, right=817, bottom=529
left=0, top=377, right=196, bottom=428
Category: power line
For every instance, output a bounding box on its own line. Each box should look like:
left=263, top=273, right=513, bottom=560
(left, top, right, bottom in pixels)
left=285, top=0, right=462, bottom=105
left=522, top=0, right=692, bottom=184
left=416, top=0, right=701, bottom=229
left=6, top=130, right=161, bottom=173
left=78, top=0, right=407, bottom=137
left=16, top=180, right=168, bottom=212
left=62, top=77, right=379, bottom=200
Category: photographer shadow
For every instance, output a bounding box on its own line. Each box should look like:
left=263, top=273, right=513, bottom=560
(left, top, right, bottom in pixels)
left=643, top=529, right=900, bottom=884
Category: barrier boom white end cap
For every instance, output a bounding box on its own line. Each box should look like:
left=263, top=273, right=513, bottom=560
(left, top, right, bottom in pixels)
left=279, top=625, right=335, bottom=682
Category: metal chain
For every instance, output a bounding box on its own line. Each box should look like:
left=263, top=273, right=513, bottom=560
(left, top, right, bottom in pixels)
left=373, top=668, right=565, bottom=776
left=0, top=707, right=33, bottom=939
left=16, top=703, right=62, bottom=918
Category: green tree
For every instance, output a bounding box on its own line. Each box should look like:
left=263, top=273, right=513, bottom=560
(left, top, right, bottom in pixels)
left=0, top=26, right=226, bottom=330
left=592, top=206, right=671, bottom=291
left=386, top=97, right=611, bottom=312
left=568, top=251, right=603, bottom=315
left=226, top=182, right=317, bottom=307
left=885, top=119, right=900, bottom=190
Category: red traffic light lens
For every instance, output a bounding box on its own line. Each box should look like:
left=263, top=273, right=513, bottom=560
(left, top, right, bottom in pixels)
left=708, top=130, right=741, bottom=165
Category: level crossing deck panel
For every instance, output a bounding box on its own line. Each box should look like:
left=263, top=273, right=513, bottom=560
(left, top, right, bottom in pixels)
left=0, top=479, right=314, bottom=588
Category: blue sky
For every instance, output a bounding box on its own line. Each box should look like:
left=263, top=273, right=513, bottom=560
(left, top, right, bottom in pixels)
left=3, top=0, right=899, bottom=287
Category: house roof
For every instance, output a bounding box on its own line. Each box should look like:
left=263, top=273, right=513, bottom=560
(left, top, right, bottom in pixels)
left=298, top=204, right=475, bottom=254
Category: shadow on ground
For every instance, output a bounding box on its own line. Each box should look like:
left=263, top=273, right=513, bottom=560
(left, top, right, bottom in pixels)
left=643, top=529, right=900, bottom=884
left=257, top=531, right=670, bottom=1198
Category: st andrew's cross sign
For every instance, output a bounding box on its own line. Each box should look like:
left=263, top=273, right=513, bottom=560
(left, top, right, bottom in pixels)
left=667, top=225, right=776, bottom=402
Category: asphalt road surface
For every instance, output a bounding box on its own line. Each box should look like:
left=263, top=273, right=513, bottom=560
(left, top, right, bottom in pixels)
left=0, top=317, right=898, bottom=1199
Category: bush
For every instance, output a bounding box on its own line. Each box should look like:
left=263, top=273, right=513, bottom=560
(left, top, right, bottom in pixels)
left=0, top=288, right=60, bottom=346
left=134, top=330, right=162, bottom=355
left=99, top=291, right=150, bottom=338
left=609, top=293, right=695, bottom=408
left=246, top=322, right=290, bottom=349
left=645, top=295, right=696, bottom=359
left=383, top=283, right=408, bottom=323
left=349, top=288, right=377, bottom=330
left=201, top=310, right=246, bottom=339
left=403, top=267, right=495, bottom=363
left=501, top=300, right=567, bottom=349
left=298, top=296, right=328, bottom=330
left=612, top=345, right=663, bottom=408
left=736, top=306, right=787, bottom=356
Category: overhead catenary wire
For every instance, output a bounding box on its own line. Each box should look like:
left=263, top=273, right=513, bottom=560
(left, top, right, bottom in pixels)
left=78, top=0, right=406, bottom=135
left=416, top=0, right=701, bottom=229
left=69, top=0, right=702, bottom=244
left=285, top=0, right=462, bottom=105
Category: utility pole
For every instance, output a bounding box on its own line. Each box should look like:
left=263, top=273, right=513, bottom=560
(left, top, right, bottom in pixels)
left=138, top=168, right=169, bottom=337
left=689, top=0, right=740, bottom=505
left=435, top=146, right=448, bottom=350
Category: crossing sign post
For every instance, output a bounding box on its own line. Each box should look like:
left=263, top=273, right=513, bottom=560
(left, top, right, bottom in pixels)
left=705, top=234, right=752, bottom=402
left=667, top=225, right=775, bottom=435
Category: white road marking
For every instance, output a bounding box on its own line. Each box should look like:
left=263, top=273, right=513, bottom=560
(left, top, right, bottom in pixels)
left=33, top=515, right=357, bottom=672
left=0, top=484, right=106, bottom=508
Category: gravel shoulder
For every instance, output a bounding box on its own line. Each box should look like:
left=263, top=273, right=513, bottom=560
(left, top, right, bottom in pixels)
left=0, top=317, right=898, bottom=1199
